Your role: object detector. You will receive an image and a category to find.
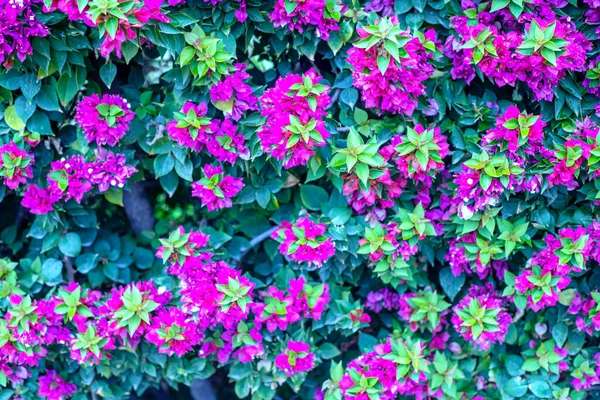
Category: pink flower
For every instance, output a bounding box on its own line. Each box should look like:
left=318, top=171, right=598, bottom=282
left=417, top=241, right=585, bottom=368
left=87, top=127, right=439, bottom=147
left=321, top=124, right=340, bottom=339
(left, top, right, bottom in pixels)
left=37, top=370, right=77, bottom=400
left=48, top=155, right=93, bottom=203
left=146, top=308, right=202, bottom=357
left=272, top=218, right=335, bottom=267
left=21, top=184, right=61, bottom=215
left=347, top=18, right=436, bottom=116
left=384, top=124, right=449, bottom=184
left=449, top=11, right=591, bottom=101
left=191, top=165, right=244, bottom=211
left=210, top=63, right=258, bottom=121
left=167, top=102, right=215, bottom=152
left=483, top=106, right=546, bottom=155
left=88, top=149, right=137, bottom=192
left=75, top=94, right=134, bottom=147
left=98, top=281, right=171, bottom=345
left=252, top=286, right=300, bottom=332
left=0, top=142, right=33, bottom=189
left=206, top=119, right=249, bottom=164
left=0, top=0, right=49, bottom=68
left=452, top=284, right=511, bottom=351
left=287, top=277, right=329, bottom=320
left=342, top=168, right=405, bottom=222
left=270, top=0, right=342, bottom=39
left=274, top=340, right=315, bottom=376
left=258, top=70, right=331, bottom=168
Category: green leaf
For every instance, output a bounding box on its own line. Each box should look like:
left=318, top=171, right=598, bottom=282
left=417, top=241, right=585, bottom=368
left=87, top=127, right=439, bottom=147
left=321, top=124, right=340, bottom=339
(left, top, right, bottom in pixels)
left=504, top=377, right=528, bottom=397
left=154, top=154, right=175, bottom=178
left=255, top=187, right=271, bottom=208
left=354, top=108, right=368, bottom=124
left=59, top=233, right=82, bottom=257
left=284, top=0, right=298, bottom=13
left=439, top=267, right=465, bottom=301
left=4, top=106, right=25, bottom=131
left=106, top=18, right=119, bottom=39
left=179, top=46, right=196, bottom=66
left=377, top=55, right=391, bottom=75
left=300, top=185, right=328, bottom=211
left=319, top=343, right=341, bottom=359
left=99, top=63, right=117, bottom=88
left=75, top=253, right=99, bottom=274
left=551, top=322, right=568, bottom=347
left=41, top=258, right=63, bottom=284
left=490, top=0, right=510, bottom=11
left=355, top=163, right=369, bottom=187
left=529, top=381, right=552, bottom=398
left=521, top=358, right=540, bottom=372
left=358, top=332, right=378, bottom=352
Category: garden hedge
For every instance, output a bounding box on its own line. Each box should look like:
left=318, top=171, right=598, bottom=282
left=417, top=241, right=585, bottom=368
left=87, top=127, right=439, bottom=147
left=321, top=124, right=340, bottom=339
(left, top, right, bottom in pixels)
left=1, top=0, right=600, bottom=399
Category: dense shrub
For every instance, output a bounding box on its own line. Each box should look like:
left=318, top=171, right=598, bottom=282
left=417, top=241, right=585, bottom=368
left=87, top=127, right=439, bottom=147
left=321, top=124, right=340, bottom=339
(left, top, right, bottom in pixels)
left=1, top=0, right=600, bottom=399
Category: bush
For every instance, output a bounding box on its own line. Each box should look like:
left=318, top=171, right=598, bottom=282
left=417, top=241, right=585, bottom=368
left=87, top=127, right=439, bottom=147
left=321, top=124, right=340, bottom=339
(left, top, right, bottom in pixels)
left=1, top=0, right=600, bottom=399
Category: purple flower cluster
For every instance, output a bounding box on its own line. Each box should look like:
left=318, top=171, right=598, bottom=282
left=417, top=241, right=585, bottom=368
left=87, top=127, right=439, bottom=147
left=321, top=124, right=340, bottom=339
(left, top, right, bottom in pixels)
left=448, top=3, right=591, bottom=100
left=452, top=284, right=511, bottom=350
left=21, top=152, right=136, bottom=215
left=272, top=217, right=335, bottom=267
left=75, top=94, right=134, bottom=147
left=270, top=0, right=342, bottom=39
left=258, top=70, right=331, bottom=168
left=275, top=340, right=315, bottom=376
left=0, top=0, right=48, bottom=68
left=0, top=142, right=33, bottom=189
left=191, top=165, right=244, bottom=211
left=210, top=63, right=258, bottom=121
left=347, top=17, right=436, bottom=116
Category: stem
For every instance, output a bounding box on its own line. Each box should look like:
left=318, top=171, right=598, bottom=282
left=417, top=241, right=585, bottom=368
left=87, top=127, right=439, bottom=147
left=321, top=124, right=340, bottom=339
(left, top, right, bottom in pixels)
left=64, top=256, right=75, bottom=282
left=328, top=89, right=342, bottom=109
left=237, top=226, right=278, bottom=265
left=307, top=58, right=322, bottom=76
left=337, top=127, right=351, bottom=132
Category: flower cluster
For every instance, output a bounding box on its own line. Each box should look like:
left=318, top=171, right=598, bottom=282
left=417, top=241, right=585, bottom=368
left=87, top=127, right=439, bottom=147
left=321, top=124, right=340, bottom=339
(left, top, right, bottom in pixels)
left=272, top=217, right=335, bottom=267
left=452, top=284, right=511, bottom=350
left=0, top=142, right=33, bottom=189
left=191, top=165, right=244, bottom=211
left=75, top=94, right=134, bottom=147
left=482, top=106, right=547, bottom=155
left=145, top=308, right=202, bottom=357
left=448, top=4, right=591, bottom=100
left=347, top=17, right=437, bottom=115
left=37, top=370, right=77, bottom=400
left=88, top=149, right=137, bottom=192
left=21, top=152, right=135, bottom=215
left=167, top=102, right=248, bottom=163
left=270, top=0, right=343, bottom=39
left=0, top=0, right=48, bottom=68
left=332, top=338, right=430, bottom=400
left=44, top=0, right=169, bottom=57
left=275, top=340, right=315, bottom=376
left=253, top=278, right=329, bottom=332
left=209, top=63, right=258, bottom=121
left=382, top=124, right=449, bottom=186
left=258, top=70, right=331, bottom=168
left=512, top=227, right=592, bottom=311
left=167, top=257, right=254, bottom=330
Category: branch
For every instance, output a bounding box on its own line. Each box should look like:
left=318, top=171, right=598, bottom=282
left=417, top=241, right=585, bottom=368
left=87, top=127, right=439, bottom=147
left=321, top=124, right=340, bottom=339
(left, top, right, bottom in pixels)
left=307, top=58, right=322, bottom=76
left=327, top=89, right=342, bottom=109
left=63, top=256, right=75, bottom=282
left=237, top=226, right=278, bottom=265
left=249, top=226, right=278, bottom=248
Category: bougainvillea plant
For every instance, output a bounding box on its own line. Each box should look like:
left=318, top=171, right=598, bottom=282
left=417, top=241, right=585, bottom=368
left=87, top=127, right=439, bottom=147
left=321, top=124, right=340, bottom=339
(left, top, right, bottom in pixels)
left=1, top=0, right=600, bottom=399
